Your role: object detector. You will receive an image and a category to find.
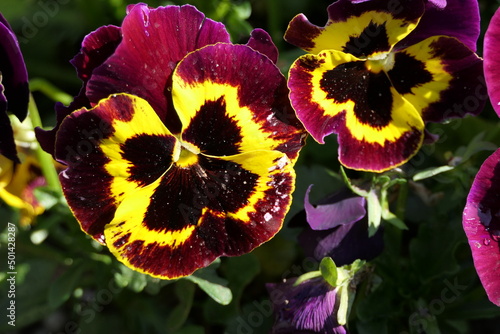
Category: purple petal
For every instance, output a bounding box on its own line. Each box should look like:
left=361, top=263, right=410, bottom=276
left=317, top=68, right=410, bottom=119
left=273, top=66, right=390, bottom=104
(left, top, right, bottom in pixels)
left=463, top=148, right=500, bottom=306
left=401, top=0, right=480, bottom=52
left=267, top=277, right=346, bottom=334
left=35, top=25, right=122, bottom=157
left=0, top=13, right=29, bottom=121
left=246, top=28, right=278, bottom=64
left=86, top=4, right=231, bottom=132
left=484, top=8, right=500, bottom=117
left=305, top=184, right=366, bottom=230
left=0, top=101, right=19, bottom=163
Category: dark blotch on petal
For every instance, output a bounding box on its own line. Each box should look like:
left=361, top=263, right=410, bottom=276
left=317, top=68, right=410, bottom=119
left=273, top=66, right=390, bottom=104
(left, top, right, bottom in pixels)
left=343, top=22, right=391, bottom=58
left=182, top=96, right=243, bottom=156
left=388, top=52, right=433, bottom=94
left=320, top=62, right=393, bottom=128
left=122, top=134, right=176, bottom=187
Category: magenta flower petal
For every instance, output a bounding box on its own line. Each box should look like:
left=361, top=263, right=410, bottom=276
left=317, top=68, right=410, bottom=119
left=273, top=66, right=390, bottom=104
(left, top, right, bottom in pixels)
left=305, top=185, right=366, bottom=230
left=36, top=25, right=122, bottom=156
left=463, top=148, right=500, bottom=306
left=246, top=28, right=278, bottom=64
left=402, top=0, right=480, bottom=52
left=267, top=277, right=346, bottom=334
left=86, top=4, right=231, bottom=130
left=484, top=8, right=500, bottom=117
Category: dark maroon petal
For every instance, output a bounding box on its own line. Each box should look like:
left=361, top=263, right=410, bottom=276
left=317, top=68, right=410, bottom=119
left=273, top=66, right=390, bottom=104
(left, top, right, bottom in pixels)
left=401, top=0, right=480, bottom=52
left=305, top=184, right=366, bottom=230
left=0, top=14, right=29, bottom=122
left=463, top=149, right=500, bottom=306
left=418, top=36, right=485, bottom=123
left=86, top=4, right=231, bottom=131
left=246, top=28, right=278, bottom=63
left=36, top=25, right=122, bottom=158
left=484, top=8, right=500, bottom=117
left=267, top=277, right=346, bottom=334
left=0, top=98, right=19, bottom=163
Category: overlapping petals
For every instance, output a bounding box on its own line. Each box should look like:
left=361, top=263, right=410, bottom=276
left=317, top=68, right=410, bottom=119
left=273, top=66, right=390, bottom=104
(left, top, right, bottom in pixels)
left=285, top=0, right=483, bottom=172
left=463, top=149, right=500, bottom=306
left=46, top=5, right=305, bottom=279
left=0, top=13, right=29, bottom=163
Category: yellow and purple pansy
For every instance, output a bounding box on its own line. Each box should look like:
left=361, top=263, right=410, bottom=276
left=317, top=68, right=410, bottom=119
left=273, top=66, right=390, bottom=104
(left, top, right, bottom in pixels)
left=463, top=7, right=500, bottom=306
left=0, top=13, right=29, bottom=163
left=36, top=4, right=305, bottom=279
left=284, top=0, right=484, bottom=172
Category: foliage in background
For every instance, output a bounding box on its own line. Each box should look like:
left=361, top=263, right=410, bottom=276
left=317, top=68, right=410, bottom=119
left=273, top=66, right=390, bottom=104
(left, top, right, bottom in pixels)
left=1, top=0, right=500, bottom=333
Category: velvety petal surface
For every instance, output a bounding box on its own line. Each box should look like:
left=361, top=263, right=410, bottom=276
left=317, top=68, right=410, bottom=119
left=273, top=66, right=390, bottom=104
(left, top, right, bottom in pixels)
left=172, top=43, right=305, bottom=161
left=36, top=25, right=122, bottom=156
left=284, top=0, right=424, bottom=57
left=484, top=8, right=500, bottom=117
left=0, top=13, right=29, bottom=121
left=463, top=148, right=500, bottom=306
left=402, top=0, right=480, bottom=52
left=288, top=49, right=424, bottom=171
left=0, top=102, right=18, bottom=163
left=86, top=4, right=231, bottom=132
left=55, top=93, right=296, bottom=278
left=267, top=277, right=346, bottom=334
left=246, top=28, right=279, bottom=64
left=304, top=184, right=366, bottom=230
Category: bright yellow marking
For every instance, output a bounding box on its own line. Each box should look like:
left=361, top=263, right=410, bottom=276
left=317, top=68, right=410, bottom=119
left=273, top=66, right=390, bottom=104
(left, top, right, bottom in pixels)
left=296, top=50, right=424, bottom=145
left=393, top=36, right=453, bottom=116
left=309, top=11, right=420, bottom=56
left=176, top=147, right=199, bottom=168
left=172, top=79, right=287, bottom=155
left=98, top=94, right=178, bottom=204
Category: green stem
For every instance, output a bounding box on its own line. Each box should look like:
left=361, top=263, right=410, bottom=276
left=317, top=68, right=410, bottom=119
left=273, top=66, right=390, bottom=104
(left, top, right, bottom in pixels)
left=395, top=180, right=408, bottom=221
left=28, top=94, right=62, bottom=194
left=29, top=78, right=73, bottom=105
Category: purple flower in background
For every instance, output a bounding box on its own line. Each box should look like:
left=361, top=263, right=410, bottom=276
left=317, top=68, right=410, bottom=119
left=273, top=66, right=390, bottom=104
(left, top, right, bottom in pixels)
left=266, top=276, right=346, bottom=334
left=292, top=185, right=384, bottom=266
left=463, top=7, right=500, bottom=306
left=0, top=13, right=29, bottom=163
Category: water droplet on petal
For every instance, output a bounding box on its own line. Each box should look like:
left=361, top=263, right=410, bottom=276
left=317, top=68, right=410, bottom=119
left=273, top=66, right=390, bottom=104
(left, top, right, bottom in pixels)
left=483, top=238, right=491, bottom=246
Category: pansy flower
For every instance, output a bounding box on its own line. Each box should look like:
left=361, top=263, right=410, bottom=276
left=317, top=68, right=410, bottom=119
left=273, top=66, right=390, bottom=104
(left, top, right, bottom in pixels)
left=36, top=4, right=305, bottom=279
left=285, top=0, right=484, bottom=172
left=463, top=7, right=500, bottom=306
left=0, top=13, right=29, bottom=163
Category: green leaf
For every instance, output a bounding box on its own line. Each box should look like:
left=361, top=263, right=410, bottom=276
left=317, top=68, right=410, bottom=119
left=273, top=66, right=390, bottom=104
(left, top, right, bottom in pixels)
left=412, top=165, right=455, bottom=182
left=48, top=260, right=86, bottom=309
left=166, top=280, right=196, bottom=331
left=184, top=261, right=232, bottom=305
left=113, top=263, right=148, bottom=292
left=366, top=188, right=382, bottom=237
left=319, top=257, right=338, bottom=287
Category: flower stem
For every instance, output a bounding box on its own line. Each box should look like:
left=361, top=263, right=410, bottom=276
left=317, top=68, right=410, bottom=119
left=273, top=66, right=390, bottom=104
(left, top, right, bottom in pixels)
left=28, top=94, right=61, bottom=194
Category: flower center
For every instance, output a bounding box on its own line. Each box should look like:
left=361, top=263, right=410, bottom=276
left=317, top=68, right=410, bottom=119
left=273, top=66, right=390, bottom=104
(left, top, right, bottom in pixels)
left=365, top=52, right=395, bottom=73
left=174, top=141, right=200, bottom=168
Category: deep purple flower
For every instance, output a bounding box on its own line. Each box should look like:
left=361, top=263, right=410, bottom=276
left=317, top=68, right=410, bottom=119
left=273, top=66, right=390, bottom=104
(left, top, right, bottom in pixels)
left=462, top=8, right=500, bottom=306
left=293, top=185, right=384, bottom=266
left=266, top=276, right=346, bottom=334
left=0, top=13, right=29, bottom=163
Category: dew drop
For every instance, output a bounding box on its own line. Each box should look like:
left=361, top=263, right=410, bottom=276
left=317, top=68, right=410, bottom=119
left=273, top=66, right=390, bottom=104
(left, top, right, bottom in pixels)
left=483, top=238, right=491, bottom=246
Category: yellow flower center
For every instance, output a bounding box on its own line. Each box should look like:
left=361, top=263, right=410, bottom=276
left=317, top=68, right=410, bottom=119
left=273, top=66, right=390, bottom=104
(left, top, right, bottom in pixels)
left=174, top=141, right=200, bottom=168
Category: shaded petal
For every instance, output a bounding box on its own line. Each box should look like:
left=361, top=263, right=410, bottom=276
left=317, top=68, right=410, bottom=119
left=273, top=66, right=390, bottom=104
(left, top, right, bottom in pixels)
left=0, top=91, right=18, bottom=163
left=401, top=0, right=480, bottom=52
left=284, top=0, right=424, bottom=57
left=267, top=277, right=346, bottom=334
left=35, top=25, right=122, bottom=157
left=288, top=50, right=424, bottom=171
left=390, top=36, right=485, bottom=123
left=54, top=94, right=176, bottom=242
left=86, top=4, right=231, bottom=132
left=0, top=13, right=29, bottom=121
left=106, top=149, right=295, bottom=278
left=484, top=8, right=500, bottom=117
left=246, top=28, right=278, bottom=64
left=305, top=184, right=366, bottom=230
left=172, top=43, right=305, bottom=161
left=463, top=148, right=500, bottom=306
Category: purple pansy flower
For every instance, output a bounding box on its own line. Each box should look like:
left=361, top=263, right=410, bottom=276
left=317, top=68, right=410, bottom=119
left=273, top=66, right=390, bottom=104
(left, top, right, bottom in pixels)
left=35, top=4, right=305, bottom=279
left=266, top=276, right=346, bottom=334
left=284, top=0, right=483, bottom=172
left=0, top=13, right=29, bottom=163
left=292, top=185, right=384, bottom=266
left=463, top=7, right=500, bottom=306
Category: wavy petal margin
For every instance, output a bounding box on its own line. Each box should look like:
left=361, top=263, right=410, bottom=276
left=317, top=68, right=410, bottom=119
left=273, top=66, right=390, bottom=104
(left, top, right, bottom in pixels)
left=284, top=0, right=424, bottom=57
left=484, top=8, right=500, bottom=117
left=463, top=149, right=500, bottom=306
